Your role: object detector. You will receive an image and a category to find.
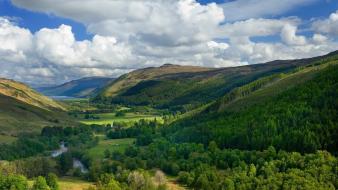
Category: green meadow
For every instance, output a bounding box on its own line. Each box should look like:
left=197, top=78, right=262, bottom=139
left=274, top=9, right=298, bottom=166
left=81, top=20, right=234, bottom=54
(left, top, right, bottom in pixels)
left=0, top=134, right=17, bottom=144
left=86, top=137, right=135, bottom=159
left=79, top=112, right=163, bottom=125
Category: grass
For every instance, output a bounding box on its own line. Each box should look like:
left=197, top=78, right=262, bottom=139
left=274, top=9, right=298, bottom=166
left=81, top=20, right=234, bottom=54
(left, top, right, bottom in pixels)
left=29, top=177, right=93, bottom=190
left=58, top=177, right=94, bottom=190
left=0, top=134, right=17, bottom=144
left=86, top=137, right=135, bottom=159
left=79, top=112, right=163, bottom=125
left=0, top=94, right=75, bottom=135
left=60, top=98, right=98, bottom=112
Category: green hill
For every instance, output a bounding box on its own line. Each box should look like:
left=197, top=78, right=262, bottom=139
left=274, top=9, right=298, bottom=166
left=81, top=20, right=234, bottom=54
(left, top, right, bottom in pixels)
left=166, top=53, right=338, bottom=153
left=0, top=78, right=65, bottom=111
left=94, top=52, right=338, bottom=111
left=38, top=77, right=115, bottom=98
left=0, top=78, right=73, bottom=136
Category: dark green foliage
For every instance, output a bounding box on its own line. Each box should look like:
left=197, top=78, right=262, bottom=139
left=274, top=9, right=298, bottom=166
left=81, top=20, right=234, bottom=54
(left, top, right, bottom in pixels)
left=169, top=64, right=338, bottom=153
left=115, top=111, right=125, bottom=117
left=106, top=119, right=158, bottom=140
left=32, top=176, right=50, bottom=190
left=45, top=173, right=59, bottom=190
left=0, top=126, right=98, bottom=161
left=59, top=152, right=73, bottom=174
left=0, top=173, right=29, bottom=190
left=87, top=138, right=338, bottom=190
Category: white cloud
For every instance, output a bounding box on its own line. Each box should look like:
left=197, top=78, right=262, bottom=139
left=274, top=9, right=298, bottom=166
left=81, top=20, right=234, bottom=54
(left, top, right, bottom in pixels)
left=12, top=0, right=224, bottom=47
left=0, top=19, right=136, bottom=84
left=312, top=10, right=338, bottom=37
left=219, top=17, right=300, bottom=37
left=312, top=34, right=328, bottom=44
left=281, top=24, right=307, bottom=45
left=0, top=17, right=32, bottom=63
left=0, top=1, right=337, bottom=85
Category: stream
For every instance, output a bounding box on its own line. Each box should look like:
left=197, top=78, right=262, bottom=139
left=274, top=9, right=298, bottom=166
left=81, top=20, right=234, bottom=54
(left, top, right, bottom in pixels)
left=51, top=142, right=88, bottom=173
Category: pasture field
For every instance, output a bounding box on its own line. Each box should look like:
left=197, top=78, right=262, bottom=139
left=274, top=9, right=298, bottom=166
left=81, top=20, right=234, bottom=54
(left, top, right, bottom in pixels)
left=86, top=137, right=135, bottom=159
left=29, top=177, right=93, bottom=190
left=0, top=134, right=17, bottom=144
left=58, top=177, right=94, bottom=190
left=79, top=112, right=163, bottom=125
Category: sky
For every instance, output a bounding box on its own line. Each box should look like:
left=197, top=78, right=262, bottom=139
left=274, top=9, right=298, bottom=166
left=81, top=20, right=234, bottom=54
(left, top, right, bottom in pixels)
left=0, top=0, right=337, bottom=85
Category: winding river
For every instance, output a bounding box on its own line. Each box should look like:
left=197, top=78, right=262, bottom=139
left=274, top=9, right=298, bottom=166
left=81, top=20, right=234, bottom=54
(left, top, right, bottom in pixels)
left=51, top=142, right=88, bottom=173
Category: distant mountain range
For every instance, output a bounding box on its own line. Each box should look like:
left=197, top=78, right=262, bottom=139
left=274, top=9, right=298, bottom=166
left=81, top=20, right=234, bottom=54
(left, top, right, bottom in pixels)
left=37, top=77, right=115, bottom=98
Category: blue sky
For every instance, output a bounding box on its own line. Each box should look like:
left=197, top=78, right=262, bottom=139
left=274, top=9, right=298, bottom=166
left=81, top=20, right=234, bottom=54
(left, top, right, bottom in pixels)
left=0, top=0, right=337, bottom=84
left=0, top=0, right=91, bottom=40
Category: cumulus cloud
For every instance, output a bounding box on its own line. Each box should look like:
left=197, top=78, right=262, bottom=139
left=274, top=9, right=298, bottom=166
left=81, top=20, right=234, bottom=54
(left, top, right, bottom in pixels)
left=312, top=10, right=338, bottom=37
left=0, top=17, right=32, bottom=63
left=0, top=19, right=135, bottom=85
left=0, top=1, right=337, bottom=85
left=12, top=0, right=224, bottom=47
left=281, top=24, right=307, bottom=45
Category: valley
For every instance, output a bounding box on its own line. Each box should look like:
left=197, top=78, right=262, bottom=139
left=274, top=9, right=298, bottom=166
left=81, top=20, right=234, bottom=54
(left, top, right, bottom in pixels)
left=0, top=51, right=338, bottom=190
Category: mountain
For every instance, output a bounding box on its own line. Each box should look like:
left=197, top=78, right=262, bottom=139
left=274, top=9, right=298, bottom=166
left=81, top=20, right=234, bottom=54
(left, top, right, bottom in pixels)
left=94, top=52, right=338, bottom=111
left=166, top=52, right=338, bottom=153
left=38, top=77, right=115, bottom=98
left=0, top=78, right=72, bottom=135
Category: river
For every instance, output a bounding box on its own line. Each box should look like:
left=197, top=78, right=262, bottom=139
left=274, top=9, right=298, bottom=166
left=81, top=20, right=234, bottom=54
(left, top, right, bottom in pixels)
left=51, top=142, right=88, bottom=173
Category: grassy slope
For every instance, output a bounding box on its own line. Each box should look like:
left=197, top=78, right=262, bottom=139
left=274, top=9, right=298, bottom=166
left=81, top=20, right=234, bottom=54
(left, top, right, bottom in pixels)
left=99, top=64, right=212, bottom=98
left=0, top=78, right=65, bottom=111
left=0, top=78, right=75, bottom=135
left=0, top=94, right=74, bottom=135
left=95, top=52, right=338, bottom=110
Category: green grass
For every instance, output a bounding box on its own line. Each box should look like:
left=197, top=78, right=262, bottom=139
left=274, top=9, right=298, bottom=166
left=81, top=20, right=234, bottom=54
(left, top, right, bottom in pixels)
left=0, top=94, right=75, bottom=135
left=86, top=138, right=135, bottom=159
left=79, top=112, right=163, bottom=125
left=29, top=177, right=93, bottom=190
left=0, top=134, right=17, bottom=144
left=61, top=98, right=98, bottom=111
left=58, top=177, right=93, bottom=190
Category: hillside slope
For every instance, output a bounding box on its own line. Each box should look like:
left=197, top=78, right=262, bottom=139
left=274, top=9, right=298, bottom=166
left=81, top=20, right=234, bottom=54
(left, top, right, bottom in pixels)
left=0, top=78, right=65, bottom=111
left=167, top=55, right=338, bottom=153
left=96, top=64, right=212, bottom=101
left=95, top=51, right=338, bottom=110
left=0, top=79, right=73, bottom=135
left=38, top=77, right=115, bottom=98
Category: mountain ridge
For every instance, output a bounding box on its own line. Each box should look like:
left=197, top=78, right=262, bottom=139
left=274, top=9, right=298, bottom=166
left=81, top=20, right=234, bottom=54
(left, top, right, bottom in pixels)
left=94, top=51, right=338, bottom=110
left=38, top=76, right=115, bottom=98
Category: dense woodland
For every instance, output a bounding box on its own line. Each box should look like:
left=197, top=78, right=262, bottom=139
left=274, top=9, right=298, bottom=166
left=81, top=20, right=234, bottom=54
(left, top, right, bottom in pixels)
left=168, top=64, right=338, bottom=153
